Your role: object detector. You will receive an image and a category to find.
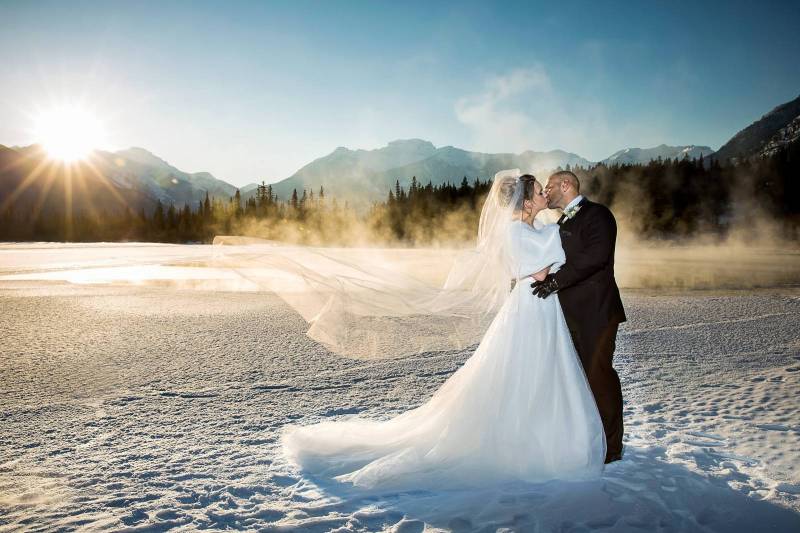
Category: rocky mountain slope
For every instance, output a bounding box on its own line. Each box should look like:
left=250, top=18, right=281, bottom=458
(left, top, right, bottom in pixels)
left=714, top=94, right=800, bottom=162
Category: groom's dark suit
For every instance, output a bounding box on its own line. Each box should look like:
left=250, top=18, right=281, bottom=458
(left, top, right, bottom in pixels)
left=553, top=197, right=626, bottom=459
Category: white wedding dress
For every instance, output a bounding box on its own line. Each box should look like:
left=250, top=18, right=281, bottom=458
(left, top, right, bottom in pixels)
left=282, top=219, right=606, bottom=490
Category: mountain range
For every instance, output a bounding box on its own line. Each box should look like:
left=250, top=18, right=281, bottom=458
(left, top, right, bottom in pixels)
left=601, top=145, right=713, bottom=166
left=1, top=93, right=798, bottom=214
left=265, top=140, right=596, bottom=203
left=0, top=145, right=237, bottom=217
left=714, top=94, right=800, bottom=162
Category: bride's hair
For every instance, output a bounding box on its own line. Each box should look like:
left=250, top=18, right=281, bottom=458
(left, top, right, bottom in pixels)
left=496, top=176, right=518, bottom=207
left=498, top=174, right=538, bottom=210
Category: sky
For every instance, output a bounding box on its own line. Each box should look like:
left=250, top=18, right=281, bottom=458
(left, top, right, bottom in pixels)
left=1, top=0, right=799, bottom=186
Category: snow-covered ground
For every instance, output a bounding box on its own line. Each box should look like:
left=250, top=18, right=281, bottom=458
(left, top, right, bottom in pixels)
left=1, top=244, right=799, bottom=532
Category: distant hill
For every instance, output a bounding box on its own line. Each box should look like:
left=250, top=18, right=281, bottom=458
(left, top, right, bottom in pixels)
left=714, top=94, right=800, bottom=162
left=240, top=183, right=259, bottom=195
left=0, top=145, right=238, bottom=216
left=602, top=144, right=714, bottom=166
left=0, top=145, right=158, bottom=216
left=268, top=139, right=593, bottom=203
left=7, top=90, right=800, bottom=219
left=93, top=147, right=237, bottom=205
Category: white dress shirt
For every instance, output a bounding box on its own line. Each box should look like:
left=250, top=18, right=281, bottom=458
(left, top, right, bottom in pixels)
left=564, top=195, right=584, bottom=213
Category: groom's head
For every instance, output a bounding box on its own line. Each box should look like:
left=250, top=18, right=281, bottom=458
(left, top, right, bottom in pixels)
left=545, top=171, right=580, bottom=209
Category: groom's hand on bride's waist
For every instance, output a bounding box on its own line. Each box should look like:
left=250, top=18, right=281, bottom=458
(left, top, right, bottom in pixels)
left=531, top=275, right=558, bottom=299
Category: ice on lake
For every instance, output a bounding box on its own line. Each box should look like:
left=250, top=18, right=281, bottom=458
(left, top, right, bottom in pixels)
left=1, top=242, right=799, bottom=532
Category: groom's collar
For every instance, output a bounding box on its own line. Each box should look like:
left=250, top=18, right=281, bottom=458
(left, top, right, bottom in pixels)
left=558, top=195, right=587, bottom=225
left=564, top=195, right=584, bottom=212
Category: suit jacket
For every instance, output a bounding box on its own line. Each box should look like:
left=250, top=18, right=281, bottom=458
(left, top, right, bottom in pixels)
left=554, top=198, right=626, bottom=336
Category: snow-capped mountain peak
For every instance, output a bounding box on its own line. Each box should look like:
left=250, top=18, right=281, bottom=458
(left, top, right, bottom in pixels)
left=603, top=145, right=713, bottom=165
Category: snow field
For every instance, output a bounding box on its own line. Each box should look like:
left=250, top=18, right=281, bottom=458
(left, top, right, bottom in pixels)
left=1, top=282, right=799, bottom=531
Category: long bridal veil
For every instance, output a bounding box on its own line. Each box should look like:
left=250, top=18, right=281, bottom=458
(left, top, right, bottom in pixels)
left=215, top=172, right=607, bottom=493
left=279, top=171, right=607, bottom=490
left=212, top=169, right=529, bottom=360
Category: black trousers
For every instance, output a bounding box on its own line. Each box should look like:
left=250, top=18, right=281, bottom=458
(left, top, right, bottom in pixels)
left=568, top=321, right=624, bottom=458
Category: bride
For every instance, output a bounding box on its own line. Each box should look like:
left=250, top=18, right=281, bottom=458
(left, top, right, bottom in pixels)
left=281, top=170, right=606, bottom=490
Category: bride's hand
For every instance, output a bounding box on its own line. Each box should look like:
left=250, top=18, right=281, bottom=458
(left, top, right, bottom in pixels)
left=532, top=267, right=550, bottom=282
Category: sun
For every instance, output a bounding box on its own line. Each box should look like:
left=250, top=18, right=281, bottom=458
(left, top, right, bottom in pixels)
left=33, top=105, right=107, bottom=162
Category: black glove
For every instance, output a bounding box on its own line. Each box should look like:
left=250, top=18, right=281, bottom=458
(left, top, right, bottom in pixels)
left=531, top=274, right=558, bottom=299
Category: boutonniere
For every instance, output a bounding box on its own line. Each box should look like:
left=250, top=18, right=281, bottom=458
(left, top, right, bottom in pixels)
left=563, top=204, right=582, bottom=219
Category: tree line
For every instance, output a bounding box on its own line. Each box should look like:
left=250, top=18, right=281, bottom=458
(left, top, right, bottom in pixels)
left=1, top=145, right=797, bottom=244
left=579, top=147, right=798, bottom=239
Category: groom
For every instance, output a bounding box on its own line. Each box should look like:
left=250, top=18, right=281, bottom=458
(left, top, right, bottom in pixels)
left=531, top=170, right=626, bottom=464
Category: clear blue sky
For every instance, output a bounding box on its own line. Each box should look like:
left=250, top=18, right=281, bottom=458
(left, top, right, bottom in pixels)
left=1, top=0, right=798, bottom=186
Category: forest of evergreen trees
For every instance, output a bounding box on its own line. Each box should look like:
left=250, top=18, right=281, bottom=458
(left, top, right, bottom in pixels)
left=1, top=146, right=797, bottom=245
left=580, top=147, right=799, bottom=240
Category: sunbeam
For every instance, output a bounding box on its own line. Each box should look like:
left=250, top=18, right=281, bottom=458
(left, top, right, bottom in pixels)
left=83, top=157, right=127, bottom=207
left=0, top=155, right=52, bottom=214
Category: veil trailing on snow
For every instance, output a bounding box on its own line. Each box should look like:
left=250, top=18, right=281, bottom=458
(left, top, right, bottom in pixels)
left=213, top=169, right=533, bottom=359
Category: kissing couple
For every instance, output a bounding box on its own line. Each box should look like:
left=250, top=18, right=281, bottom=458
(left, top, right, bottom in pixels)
left=283, top=169, right=627, bottom=490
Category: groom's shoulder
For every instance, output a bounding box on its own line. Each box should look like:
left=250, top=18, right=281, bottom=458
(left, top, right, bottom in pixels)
left=580, top=199, right=616, bottom=222
left=579, top=198, right=607, bottom=214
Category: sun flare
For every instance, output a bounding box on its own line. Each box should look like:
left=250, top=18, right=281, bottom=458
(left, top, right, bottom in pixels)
left=33, top=105, right=106, bottom=162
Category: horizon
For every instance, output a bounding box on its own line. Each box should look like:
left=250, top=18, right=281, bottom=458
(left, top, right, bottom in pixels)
left=2, top=136, right=725, bottom=189
left=1, top=0, right=799, bottom=186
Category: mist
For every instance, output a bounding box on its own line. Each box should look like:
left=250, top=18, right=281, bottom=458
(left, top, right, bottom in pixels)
left=2, top=153, right=797, bottom=291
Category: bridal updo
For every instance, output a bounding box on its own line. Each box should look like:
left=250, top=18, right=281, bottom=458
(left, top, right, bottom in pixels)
left=497, top=174, right=538, bottom=210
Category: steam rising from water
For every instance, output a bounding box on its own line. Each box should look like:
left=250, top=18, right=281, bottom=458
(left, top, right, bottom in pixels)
left=1, top=240, right=798, bottom=291
left=610, top=189, right=800, bottom=289
left=616, top=243, right=800, bottom=289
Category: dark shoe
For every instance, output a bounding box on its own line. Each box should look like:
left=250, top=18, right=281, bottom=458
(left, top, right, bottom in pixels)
left=604, top=452, right=622, bottom=464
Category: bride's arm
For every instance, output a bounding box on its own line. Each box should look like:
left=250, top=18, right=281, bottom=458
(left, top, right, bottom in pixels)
left=509, top=224, right=565, bottom=280
left=532, top=266, right=550, bottom=281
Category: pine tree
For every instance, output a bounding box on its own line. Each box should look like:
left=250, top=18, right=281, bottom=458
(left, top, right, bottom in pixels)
left=165, top=203, right=177, bottom=239
left=203, top=192, right=211, bottom=220
left=265, top=184, right=275, bottom=214
left=234, top=189, right=242, bottom=216
left=153, top=200, right=165, bottom=230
